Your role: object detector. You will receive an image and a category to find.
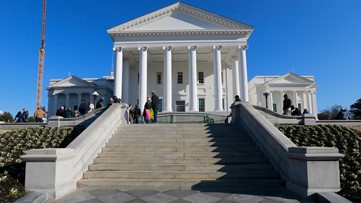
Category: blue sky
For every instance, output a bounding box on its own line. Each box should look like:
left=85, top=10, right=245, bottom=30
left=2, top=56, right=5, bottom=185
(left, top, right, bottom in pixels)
left=0, top=0, right=360, bottom=117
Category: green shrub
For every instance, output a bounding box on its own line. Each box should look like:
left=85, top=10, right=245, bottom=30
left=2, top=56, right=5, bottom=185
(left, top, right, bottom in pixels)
left=276, top=124, right=361, bottom=202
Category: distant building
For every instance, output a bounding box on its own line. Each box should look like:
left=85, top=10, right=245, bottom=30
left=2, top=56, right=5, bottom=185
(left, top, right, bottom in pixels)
left=248, top=72, right=318, bottom=116
left=46, top=75, right=114, bottom=117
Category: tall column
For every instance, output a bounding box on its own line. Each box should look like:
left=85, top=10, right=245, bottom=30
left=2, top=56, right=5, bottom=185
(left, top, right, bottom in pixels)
left=269, top=91, right=274, bottom=111
left=53, top=94, right=58, bottom=115
left=213, top=45, right=223, bottom=111
left=189, top=46, right=198, bottom=112
left=65, top=93, right=70, bottom=109
left=232, top=56, right=240, bottom=97
left=77, top=93, right=82, bottom=108
left=307, top=91, right=312, bottom=113
left=239, top=45, right=249, bottom=102
left=139, top=47, right=148, bottom=112
left=122, top=60, right=130, bottom=103
left=280, top=91, right=284, bottom=114
left=114, top=47, right=123, bottom=99
left=311, top=89, right=317, bottom=117
left=293, top=91, right=298, bottom=108
left=163, top=46, right=173, bottom=112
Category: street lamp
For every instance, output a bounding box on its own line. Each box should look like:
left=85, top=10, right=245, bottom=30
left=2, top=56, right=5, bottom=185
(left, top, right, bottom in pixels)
left=92, top=91, right=99, bottom=105
left=263, top=91, right=270, bottom=109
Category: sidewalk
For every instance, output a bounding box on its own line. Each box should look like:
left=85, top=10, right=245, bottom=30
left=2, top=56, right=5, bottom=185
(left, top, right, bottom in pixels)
left=46, top=188, right=316, bottom=203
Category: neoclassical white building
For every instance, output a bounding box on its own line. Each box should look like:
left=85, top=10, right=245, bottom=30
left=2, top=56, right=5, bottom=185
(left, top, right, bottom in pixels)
left=248, top=72, right=318, bottom=115
left=47, top=2, right=318, bottom=117
left=108, top=2, right=253, bottom=113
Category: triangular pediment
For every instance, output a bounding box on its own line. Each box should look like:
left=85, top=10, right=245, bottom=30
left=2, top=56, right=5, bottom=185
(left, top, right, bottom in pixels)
left=50, top=76, right=95, bottom=88
left=108, top=2, right=253, bottom=34
left=266, top=73, right=314, bottom=85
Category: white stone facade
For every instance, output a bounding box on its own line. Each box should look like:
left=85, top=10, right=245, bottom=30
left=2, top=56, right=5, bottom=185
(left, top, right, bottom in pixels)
left=248, top=73, right=318, bottom=116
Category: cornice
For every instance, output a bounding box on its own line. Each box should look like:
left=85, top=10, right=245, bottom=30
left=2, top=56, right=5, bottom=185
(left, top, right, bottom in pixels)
left=108, top=30, right=252, bottom=37
left=107, top=2, right=254, bottom=33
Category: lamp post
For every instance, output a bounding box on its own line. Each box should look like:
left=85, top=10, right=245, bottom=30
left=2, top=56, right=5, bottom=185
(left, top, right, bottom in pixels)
left=92, top=91, right=99, bottom=105
left=263, top=91, right=270, bottom=109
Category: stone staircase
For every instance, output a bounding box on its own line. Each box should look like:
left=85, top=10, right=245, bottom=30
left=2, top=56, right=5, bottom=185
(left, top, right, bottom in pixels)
left=78, top=124, right=285, bottom=192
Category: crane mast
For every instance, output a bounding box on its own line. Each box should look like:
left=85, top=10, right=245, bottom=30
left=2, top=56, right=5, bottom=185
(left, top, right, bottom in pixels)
left=36, top=0, right=47, bottom=108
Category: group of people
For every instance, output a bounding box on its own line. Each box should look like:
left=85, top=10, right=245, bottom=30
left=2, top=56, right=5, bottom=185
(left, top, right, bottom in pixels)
left=283, top=94, right=309, bottom=116
left=14, top=107, right=47, bottom=123
left=55, top=96, right=119, bottom=118
left=128, top=91, right=160, bottom=124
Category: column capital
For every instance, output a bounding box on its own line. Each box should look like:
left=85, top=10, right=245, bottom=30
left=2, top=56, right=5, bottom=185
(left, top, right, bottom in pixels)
left=239, top=45, right=248, bottom=50
left=188, top=46, right=197, bottom=51
left=113, top=47, right=123, bottom=52
left=213, top=45, right=222, bottom=51
left=163, top=46, right=173, bottom=51
left=138, top=46, right=148, bottom=51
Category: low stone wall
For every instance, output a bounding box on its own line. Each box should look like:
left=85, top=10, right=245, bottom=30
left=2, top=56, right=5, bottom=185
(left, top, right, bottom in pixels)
left=231, top=102, right=344, bottom=197
left=21, top=103, right=128, bottom=200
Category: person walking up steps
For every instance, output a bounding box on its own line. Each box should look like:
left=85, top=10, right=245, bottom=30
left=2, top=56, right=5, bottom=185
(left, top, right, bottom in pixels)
left=151, top=91, right=160, bottom=123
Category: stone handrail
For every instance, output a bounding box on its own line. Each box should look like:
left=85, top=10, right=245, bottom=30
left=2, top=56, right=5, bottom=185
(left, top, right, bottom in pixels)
left=21, top=103, right=128, bottom=200
left=231, top=101, right=344, bottom=197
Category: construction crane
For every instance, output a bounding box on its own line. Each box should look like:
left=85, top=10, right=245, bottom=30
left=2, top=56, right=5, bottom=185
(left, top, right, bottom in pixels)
left=36, top=0, right=47, bottom=108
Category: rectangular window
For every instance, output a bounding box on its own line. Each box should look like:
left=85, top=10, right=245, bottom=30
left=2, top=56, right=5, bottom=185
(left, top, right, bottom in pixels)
left=221, top=72, right=224, bottom=84
left=137, top=73, right=139, bottom=85
left=273, top=103, right=277, bottom=112
left=198, top=72, right=204, bottom=84
left=222, top=98, right=225, bottom=111
left=177, top=72, right=183, bottom=84
left=157, top=72, right=162, bottom=84
left=199, top=98, right=205, bottom=112
left=159, top=98, right=163, bottom=112
left=176, top=100, right=185, bottom=112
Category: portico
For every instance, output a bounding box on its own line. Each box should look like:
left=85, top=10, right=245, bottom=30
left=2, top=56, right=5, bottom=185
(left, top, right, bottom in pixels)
left=107, top=2, right=253, bottom=112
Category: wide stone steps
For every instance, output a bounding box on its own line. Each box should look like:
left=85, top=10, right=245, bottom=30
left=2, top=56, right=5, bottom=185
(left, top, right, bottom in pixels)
left=79, top=124, right=283, bottom=191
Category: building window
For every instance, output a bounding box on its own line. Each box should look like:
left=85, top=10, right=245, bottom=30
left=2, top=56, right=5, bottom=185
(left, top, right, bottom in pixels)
left=137, top=73, right=139, bottom=85
left=198, top=72, right=204, bottom=84
left=222, top=98, right=225, bottom=110
left=199, top=98, right=205, bottom=112
left=158, top=98, right=163, bottom=112
left=221, top=72, right=224, bottom=84
left=273, top=103, right=277, bottom=112
left=176, top=100, right=185, bottom=112
left=177, top=72, right=183, bottom=84
left=157, top=72, right=162, bottom=84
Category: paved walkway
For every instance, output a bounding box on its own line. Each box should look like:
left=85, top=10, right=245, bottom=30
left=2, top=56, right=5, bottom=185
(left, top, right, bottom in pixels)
left=47, top=188, right=316, bottom=203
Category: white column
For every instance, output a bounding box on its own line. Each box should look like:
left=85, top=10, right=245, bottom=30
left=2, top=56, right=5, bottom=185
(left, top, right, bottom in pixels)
left=189, top=46, right=198, bottom=112
left=239, top=45, right=249, bottom=102
left=307, top=91, right=312, bottom=113
left=280, top=91, right=284, bottom=114
left=77, top=93, right=82, bottom=108
left=269, top=91, right=274, bottom=111
left=163, top=46, right=173, bottom=112
left=122, top=60, right=130, bottom=103
left=139, top=47, right=148, bottom=112
left=302, top=91, right=307, bottom=111
left=232, top=56, right=240, bottom=97
left=213, top=46, right=223, bottom=111
left=53, top=94, right=58, bottom=115
left=114, top=47, right=123, bottom=99
left=311, top=89, right=318, bottom=117
left=293, top=91, right=298, bottom=108
left=65, top=93, right=70, bottom=109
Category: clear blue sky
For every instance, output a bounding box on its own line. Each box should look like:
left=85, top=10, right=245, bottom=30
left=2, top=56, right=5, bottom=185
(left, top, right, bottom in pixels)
left=0, top=0, right=360, bottom=117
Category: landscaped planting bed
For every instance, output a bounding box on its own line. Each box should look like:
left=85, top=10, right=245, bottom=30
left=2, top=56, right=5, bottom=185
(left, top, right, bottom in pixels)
left=0, top=127, right=84, bottom=203
left=276, top=124, right=361, bottom=202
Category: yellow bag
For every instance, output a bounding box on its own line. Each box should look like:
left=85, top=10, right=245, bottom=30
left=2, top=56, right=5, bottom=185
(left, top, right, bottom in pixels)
left=150, top=108, right=154, bottom=120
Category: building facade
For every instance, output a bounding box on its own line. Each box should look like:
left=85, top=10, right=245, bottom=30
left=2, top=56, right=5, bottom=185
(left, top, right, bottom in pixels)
left=248, top=73, right=318, bottom=115
left=46, top=3, right=319, bottom=117
left=108, top=2, right=253, bottom=112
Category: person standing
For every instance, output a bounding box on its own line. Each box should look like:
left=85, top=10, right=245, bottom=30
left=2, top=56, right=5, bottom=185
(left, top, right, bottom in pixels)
left=88, top=100, right=95, bottom=112
left=56, top=105, right=66, bottom=117
left=143, top=96, right=152, bottom=123
left=151, top=91, right=160, bottom=123
left=79, top=99, right=88, bottom=115
left=65, top=108, right=73, bottom=118
left=34, top=107, right=46, bottom=122
left=96, top=97, right=104, bottom=109
left=14, top=111, right=23, bottom=123
left=133, top=104, right=141, bottom=124
left=22, top=108, right=29, bottom=122
left=128, top=105, right=134, bottom=124
left=282, top=94, right=292, bottom=116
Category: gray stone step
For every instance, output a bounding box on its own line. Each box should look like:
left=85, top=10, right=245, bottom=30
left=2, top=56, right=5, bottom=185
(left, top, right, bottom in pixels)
left=83, top=170, right=279, bottom=179
left=89, top=163, right=274, bottom=171
left=102, top=145, right=259, bottom=152
left=105, top=141, right=255, bottom=147
left=77, top=179, right=285, bottom=190
left=93, top=157, right=268, bottom=164
left=97, top=151, right=264, bottom=158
